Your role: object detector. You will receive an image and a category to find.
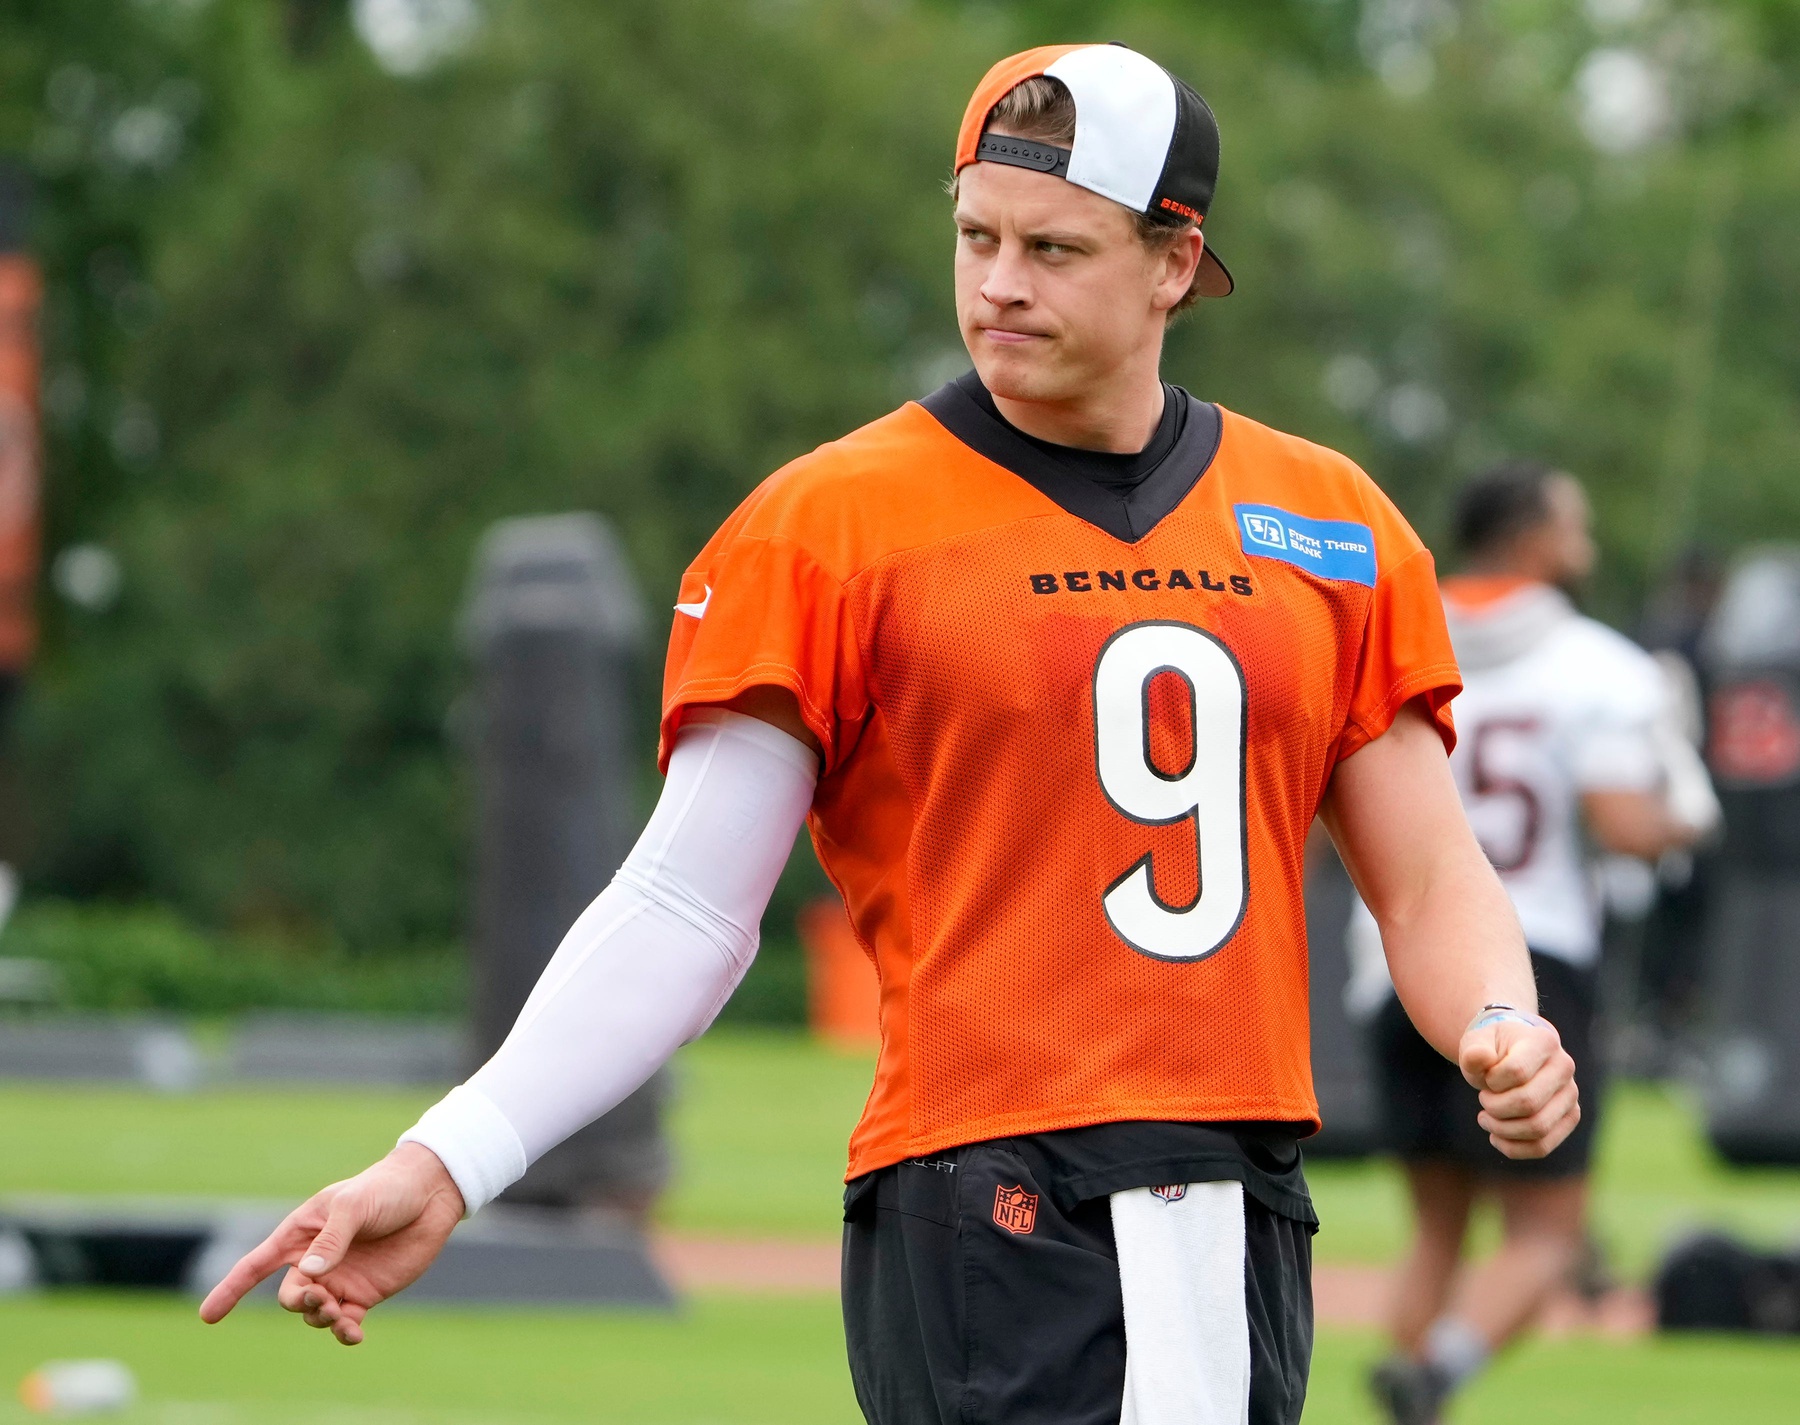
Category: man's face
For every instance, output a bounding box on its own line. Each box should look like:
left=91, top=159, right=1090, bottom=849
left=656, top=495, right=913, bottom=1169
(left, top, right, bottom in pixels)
left=952, top=155, right=1195, bottom=405
left=1535, top=475, right=1598, bottom=590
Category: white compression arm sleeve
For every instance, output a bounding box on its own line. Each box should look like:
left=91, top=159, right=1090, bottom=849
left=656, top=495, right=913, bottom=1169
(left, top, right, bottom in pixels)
left=399, top=707, right=818, bottom=1214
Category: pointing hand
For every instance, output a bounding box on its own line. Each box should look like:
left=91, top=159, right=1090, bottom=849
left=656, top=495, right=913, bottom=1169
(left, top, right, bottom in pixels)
left=198, top=1142, right=464, bottom=1345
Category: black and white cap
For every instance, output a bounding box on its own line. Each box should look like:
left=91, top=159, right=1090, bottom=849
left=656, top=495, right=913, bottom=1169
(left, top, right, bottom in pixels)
left=955, top=44, right=1232, bottom=298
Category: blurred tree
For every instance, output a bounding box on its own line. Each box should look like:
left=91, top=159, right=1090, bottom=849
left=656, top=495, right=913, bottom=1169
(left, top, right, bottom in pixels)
left=11, top=0, right=979, bottom=956
left=2, top=0, right=1798, bottom=988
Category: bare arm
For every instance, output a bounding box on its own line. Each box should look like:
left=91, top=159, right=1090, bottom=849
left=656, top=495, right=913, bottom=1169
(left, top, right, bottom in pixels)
left=1320, top=701, right=1579, bottom=1160
left=1583, top=787, right=1698, bottom=862
left=1582, top=654, right=1719, bottom=860
left=1320, top=702, right=1532, bottom=1051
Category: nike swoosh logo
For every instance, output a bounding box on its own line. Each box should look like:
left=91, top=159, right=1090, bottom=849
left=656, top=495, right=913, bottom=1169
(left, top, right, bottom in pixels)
left=674, top=584, right=712, bottom=619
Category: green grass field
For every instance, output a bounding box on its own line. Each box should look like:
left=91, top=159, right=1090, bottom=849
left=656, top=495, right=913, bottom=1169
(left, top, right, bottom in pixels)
left=7, top=1030, right=1798, bottom=1268
left=4, top=1029, right=1798, bottom=1421
left=1, top=1296, right=1795, bottom=1424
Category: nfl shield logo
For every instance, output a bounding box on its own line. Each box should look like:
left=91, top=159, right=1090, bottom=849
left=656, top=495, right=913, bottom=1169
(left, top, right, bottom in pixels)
left=1150, top=1184, right=1187, bottom=1203
left=992, top=1184, right=1039, bottom=1234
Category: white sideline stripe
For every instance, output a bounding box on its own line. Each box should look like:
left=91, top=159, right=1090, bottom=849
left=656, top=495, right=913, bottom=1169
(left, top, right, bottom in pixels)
left=1046, top=46, right=1178, bottom=213
left=1112, top=1179, right=1251, bottom=1425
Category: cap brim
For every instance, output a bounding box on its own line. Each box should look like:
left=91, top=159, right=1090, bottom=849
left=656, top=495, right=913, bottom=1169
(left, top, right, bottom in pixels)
left=1197, top=245, right=1233, bottom=298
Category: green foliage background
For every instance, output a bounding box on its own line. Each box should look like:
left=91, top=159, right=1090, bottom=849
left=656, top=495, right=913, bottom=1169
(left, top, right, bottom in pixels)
left=3, top=0, right=1798, bottom=987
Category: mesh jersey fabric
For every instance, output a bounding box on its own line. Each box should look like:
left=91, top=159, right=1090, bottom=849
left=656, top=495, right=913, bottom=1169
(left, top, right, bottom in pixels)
left=659, top=390, right=1461, bottom=1179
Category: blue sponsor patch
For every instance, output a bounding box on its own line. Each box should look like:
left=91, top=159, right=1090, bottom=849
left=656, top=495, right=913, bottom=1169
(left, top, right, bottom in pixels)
left=1234, top=504, right=1377, bottom=587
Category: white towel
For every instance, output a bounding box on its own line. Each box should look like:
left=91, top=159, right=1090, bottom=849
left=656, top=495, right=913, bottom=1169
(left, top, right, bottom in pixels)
left=1112, top=1179, right=1251, bottom=1425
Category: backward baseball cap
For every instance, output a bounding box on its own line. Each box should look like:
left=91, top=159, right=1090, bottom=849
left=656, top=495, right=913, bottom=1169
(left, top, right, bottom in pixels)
left=954, top=43, right=1233, bottom=299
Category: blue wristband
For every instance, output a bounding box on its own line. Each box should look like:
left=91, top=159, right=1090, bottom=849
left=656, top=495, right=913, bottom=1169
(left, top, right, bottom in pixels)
left=1470, top=1003, right=1542, bottom=1032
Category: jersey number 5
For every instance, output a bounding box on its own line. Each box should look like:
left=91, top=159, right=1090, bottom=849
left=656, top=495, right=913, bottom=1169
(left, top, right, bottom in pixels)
left=1093, top=621, right=1248, bottom=961
left=1469, top=718, right=1543, bottom=872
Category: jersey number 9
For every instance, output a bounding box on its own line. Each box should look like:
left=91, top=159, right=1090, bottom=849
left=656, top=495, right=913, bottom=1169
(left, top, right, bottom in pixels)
left=1093, top=622, right=1248, bottom=961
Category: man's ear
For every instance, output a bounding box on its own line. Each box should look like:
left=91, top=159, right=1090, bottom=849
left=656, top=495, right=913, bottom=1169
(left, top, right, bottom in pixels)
left=1152, top=229, right=1204, bottom=312
left=1180, top=230, right=1205, bottom=284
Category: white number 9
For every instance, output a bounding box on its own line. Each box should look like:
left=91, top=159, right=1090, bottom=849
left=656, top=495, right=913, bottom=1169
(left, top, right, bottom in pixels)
left=1093, top=621, right=1247, bottom=961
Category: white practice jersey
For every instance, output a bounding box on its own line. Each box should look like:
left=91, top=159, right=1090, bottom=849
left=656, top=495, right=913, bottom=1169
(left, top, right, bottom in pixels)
left=1344, top=581, right=1686, bottom=1014
left=1440, top=583, right=1665, bottom=966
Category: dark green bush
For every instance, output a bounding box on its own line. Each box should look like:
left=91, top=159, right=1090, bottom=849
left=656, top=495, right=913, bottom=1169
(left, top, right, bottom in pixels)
left=1, top=900, right=464, bottom=1015
left=0, top=898, right=812, bottom=1022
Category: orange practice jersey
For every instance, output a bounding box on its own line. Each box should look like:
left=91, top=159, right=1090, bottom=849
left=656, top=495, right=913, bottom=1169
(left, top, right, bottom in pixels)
left=661, top=384, right=1460, bottom=1179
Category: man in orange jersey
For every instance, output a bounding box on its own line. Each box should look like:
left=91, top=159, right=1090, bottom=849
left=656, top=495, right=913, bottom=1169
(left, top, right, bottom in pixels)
left=202, top=45, right=1579, bottom=1425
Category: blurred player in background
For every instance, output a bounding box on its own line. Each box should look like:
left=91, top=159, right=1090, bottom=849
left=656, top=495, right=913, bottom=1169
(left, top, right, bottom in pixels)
left=1357, top=461, right=1719, bottom=1425
left=203, top=47, right=1582, bottom=1425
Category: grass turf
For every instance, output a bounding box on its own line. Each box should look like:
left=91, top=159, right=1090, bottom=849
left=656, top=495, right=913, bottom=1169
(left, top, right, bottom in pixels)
left=0, top=1030, right=877, bottom=1238
left=1305, top=1081, right=1800, bottom=1274
left=5, top=1029, right=1797, bottom=1272
left=0, top=1292, right=855, bottom=1424
left=0, top=1297, right=1795, bottom=1424
left=5, top=1029, right=1800, bottom=1421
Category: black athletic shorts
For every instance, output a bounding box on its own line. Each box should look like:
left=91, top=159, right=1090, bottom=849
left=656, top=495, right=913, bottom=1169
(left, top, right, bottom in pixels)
left=1368, top=949, right=1601, bottom=1179
left=841, top=1126, right=1315, bottom=1425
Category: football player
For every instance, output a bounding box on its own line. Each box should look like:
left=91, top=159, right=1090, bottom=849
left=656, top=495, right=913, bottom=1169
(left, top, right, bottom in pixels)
left=1359, top=462, right=1718, bottom=1425
left=202, top=47, right=1579, bottom=1425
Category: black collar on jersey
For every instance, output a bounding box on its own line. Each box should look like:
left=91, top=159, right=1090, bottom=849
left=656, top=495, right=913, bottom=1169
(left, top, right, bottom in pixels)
left=919, top=370, right=1222, bottom=545
left=1004, top=374, right=1187, bottom=494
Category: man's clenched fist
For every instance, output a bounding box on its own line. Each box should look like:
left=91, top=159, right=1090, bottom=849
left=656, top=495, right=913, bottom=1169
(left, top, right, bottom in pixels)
left=1457, top=1010, right=1580, bottom=1160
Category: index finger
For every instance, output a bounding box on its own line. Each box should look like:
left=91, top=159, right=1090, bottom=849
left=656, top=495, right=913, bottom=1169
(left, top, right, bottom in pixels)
left=198, top=1219, right=310, bottom=1324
